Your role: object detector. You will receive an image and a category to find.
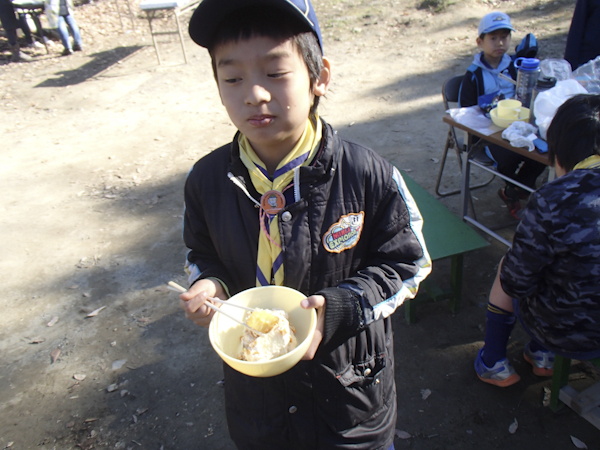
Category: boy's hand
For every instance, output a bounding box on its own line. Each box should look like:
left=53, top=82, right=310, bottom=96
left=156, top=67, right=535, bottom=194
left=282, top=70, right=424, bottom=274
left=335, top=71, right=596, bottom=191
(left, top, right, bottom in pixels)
left=300, top=295, right=325, bottom=360
left=179, top=279, right=226, bottom=328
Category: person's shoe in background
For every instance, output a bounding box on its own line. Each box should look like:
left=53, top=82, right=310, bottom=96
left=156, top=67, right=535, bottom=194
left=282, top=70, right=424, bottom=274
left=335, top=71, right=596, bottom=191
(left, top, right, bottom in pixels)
left=523, top=342, right=554, bottom=376
left=498, top=187, right=523, bottom=220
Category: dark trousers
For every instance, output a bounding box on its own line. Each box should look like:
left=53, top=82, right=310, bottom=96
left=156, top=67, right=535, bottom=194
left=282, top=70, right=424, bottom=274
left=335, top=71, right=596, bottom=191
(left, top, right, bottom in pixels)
left=488, top=144, right=546, bottom=191
left=0, top=0, right=18, bottom=45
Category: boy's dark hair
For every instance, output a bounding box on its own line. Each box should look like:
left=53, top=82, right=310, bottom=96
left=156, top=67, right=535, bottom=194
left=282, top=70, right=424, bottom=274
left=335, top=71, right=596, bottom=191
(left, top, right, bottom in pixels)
left=547, top=94, right=600, bottom=171
left=208, top=6, right=324, bottom=118
left=478, top=28, right=511, bottom=41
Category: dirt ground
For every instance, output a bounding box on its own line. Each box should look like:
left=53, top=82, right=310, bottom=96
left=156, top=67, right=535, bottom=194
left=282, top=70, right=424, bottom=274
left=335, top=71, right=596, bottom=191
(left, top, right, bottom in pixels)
left=1, top=0, right=600, bottom=448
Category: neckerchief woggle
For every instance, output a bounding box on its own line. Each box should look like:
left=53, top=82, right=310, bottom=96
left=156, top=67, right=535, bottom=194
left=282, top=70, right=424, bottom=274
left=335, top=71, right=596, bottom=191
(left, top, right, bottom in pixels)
left=238, top=116, right=322, bottom=286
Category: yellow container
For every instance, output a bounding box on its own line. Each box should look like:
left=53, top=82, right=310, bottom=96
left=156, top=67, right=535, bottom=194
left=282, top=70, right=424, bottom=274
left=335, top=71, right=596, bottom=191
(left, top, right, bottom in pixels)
left=208, top=286, right=317, bottom=378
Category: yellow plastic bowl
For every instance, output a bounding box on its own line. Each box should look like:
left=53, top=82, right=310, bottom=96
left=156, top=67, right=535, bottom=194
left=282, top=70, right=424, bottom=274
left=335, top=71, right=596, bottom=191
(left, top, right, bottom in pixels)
left=208, top=286, right=317, bottom=378
left=490, top=106, right=530, bottom=129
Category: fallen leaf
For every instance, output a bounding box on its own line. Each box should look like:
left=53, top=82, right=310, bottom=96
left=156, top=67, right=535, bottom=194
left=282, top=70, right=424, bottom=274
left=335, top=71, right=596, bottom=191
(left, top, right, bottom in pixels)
left=73, top=374, right=86, bottom=381
left=136, top=407, right=149, bottom=416
left=542, top=386, right=551, bottom=407
left=50, top=348, right=61, bottom=363
left=508, top=418, right=518, bottom=434
left=112, top=359, right=127, bottom=370
left=29, top=337, right=45, bottom=344
left=47, top=316, right=59, bottom=327
left=107, top=383, right=119, bottom=392
left=395, top=429, right=412, bottom=439
left=571, top=436, right=588, bottom=449
left=120, top=389, right=129, bottom=397
left=430, top=157, right=440, bottom=163
left=421, top=388, right=432, bottom=400
left=87, top=306, right=106, bottom=317
left=84, top=418, right=98, bottom=423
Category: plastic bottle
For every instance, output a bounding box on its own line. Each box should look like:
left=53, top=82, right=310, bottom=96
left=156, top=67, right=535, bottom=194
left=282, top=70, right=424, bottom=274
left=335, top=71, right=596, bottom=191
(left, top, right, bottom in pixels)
left=529, top=76, right=557, bottom=126
left=514, top=57, right=540, bottom=108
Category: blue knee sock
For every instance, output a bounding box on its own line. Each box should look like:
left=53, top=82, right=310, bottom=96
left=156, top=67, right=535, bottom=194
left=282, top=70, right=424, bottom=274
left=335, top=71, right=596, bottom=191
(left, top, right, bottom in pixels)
left=482, top=303, right=515, bottom=367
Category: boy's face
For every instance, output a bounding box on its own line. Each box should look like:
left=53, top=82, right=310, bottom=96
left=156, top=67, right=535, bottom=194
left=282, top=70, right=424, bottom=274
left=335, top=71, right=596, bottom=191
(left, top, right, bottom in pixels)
left=214, top=35, right=329, bottom=160
left=477, top=29, right=511, bottom=64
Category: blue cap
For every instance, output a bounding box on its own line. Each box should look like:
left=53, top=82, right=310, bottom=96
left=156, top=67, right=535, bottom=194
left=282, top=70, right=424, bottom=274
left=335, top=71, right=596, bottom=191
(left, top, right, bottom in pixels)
left=188, top=0, right=323, bottom=52
left=478, top=12, right=514, bottom=35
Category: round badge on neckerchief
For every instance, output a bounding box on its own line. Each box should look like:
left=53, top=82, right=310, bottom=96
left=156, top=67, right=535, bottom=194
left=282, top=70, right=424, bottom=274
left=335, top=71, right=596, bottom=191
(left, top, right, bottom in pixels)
left=260, top=190, right=286, bottom=215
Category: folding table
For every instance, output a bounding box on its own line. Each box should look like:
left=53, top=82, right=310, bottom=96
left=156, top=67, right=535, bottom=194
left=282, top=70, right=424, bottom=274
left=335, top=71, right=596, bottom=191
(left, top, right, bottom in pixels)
left=442, top=114, right=551, bottom=247
left=139, top=0, right=199, bottom=64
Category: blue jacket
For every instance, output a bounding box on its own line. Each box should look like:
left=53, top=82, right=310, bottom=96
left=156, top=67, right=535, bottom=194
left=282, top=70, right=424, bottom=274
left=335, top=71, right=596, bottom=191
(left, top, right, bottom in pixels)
left=459, top=52, right=517, bottom=108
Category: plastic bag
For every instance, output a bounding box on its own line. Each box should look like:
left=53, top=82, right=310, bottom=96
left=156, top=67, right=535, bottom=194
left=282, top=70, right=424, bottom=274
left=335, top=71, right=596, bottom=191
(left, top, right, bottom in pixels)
left=540, top=59, right=572, bottom=81
left=501, top=121, right=538, bottom=151
left=533, top=79, right=588, bottom=139
left=572, top=55, right=600, bottom=94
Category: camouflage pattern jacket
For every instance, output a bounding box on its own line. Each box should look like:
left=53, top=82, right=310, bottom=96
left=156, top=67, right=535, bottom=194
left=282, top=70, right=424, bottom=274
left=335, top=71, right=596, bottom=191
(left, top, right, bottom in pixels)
left=501, top=168, right=600, bottom=358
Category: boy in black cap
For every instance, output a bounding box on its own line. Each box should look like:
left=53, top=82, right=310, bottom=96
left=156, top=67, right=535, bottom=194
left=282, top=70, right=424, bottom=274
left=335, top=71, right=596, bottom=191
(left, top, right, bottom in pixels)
left=178, top=0, right=431, bottom=448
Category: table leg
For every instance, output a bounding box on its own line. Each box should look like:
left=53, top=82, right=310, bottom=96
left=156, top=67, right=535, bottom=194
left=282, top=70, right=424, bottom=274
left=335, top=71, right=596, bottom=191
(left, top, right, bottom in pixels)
left=174, top=10, right=188, bottom=64
left=146, top=12, right=161, bottom=65
left=460, top=136, right=471, bottom=221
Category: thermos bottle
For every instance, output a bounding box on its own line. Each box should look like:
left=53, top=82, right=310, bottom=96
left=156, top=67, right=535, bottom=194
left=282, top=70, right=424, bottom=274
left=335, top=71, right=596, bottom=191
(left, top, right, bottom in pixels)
left=529, top=76, right=557, bottom=126
left=515, top=57, right=540, bottom=108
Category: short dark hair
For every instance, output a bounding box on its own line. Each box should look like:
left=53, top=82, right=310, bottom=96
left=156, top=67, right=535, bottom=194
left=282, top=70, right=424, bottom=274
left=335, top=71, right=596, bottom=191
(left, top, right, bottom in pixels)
left=208, top=6, right=324, bottom=118
left=478, top=28, right=511, bottom=40
left=547, top=94, right=600, bottom=171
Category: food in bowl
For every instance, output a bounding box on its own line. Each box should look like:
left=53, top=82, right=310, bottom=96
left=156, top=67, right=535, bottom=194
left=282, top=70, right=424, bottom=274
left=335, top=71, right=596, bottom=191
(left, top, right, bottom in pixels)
left=240, top=309, right=297, bottom=361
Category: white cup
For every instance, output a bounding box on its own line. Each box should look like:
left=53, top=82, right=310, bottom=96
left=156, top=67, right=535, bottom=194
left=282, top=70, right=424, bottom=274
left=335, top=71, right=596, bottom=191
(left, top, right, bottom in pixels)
left=497, top=99, right=522, bottom=119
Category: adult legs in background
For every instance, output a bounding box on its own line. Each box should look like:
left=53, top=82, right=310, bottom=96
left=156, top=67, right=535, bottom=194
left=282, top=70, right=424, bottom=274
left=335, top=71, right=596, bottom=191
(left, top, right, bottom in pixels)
left=17, top=13, right=34, bottom=44
left=57, top=14, right=72, bottom=53
left=0, top=0, right=19, bottom=46
left=0, top=0, right=32, bottom=61
left=57, top=14, right=83, bottom=53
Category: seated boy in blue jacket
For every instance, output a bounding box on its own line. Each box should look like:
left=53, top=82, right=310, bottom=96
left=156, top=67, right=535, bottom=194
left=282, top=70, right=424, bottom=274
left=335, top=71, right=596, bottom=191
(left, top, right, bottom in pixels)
left=459, top=12, right=545, bottom=220
left=177, top=0, right=432, bottom=448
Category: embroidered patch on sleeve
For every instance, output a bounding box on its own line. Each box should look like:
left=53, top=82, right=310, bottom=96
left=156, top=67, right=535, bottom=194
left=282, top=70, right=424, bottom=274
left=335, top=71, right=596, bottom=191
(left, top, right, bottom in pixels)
left=322, top=212, right=365, bottom=253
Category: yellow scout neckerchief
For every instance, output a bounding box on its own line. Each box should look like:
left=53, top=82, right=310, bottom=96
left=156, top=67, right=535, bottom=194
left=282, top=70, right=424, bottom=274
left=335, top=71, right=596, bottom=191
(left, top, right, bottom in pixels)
left=238, top=117, right=322, bottom=286
left=574, top=154, right=600, bottom=170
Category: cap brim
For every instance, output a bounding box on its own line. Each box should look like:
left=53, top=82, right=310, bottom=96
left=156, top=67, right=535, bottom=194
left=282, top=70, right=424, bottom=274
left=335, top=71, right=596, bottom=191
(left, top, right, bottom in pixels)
left=188, top=0, right=319, bottom=49
left=481, top=24, right=515, bottom=34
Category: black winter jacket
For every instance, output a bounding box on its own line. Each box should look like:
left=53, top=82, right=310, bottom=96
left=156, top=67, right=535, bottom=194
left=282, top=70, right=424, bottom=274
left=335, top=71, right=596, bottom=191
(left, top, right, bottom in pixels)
left=183, top=120, right=431, bottom=449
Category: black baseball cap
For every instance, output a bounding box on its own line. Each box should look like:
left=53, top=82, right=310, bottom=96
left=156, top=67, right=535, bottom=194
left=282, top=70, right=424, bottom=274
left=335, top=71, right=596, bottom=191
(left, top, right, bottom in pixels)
left=188, top=0, right=323, bottom=52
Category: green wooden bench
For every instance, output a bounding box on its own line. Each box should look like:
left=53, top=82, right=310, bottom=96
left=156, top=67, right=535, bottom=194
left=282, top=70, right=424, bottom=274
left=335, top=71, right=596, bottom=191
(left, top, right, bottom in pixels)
left=401, top=171, right=489, bottom=324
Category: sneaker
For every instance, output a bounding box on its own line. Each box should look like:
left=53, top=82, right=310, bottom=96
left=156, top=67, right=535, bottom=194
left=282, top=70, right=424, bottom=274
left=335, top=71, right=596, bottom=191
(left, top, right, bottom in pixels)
left=474, top=348, right=521, bottom=387
left=73, top=43, right=83, bottom=52
left=26, top=40, right=45, bottom=49
left=523, top=342, right=554, bottom=376
left=498, top=187, right=523, bottom=220
left=61, top=48, right=73, bottom=56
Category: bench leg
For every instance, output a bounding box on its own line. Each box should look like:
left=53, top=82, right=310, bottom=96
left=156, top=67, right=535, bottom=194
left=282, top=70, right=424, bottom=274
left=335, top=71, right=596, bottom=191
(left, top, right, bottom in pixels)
left=550, top=355, right=571, bottom=412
